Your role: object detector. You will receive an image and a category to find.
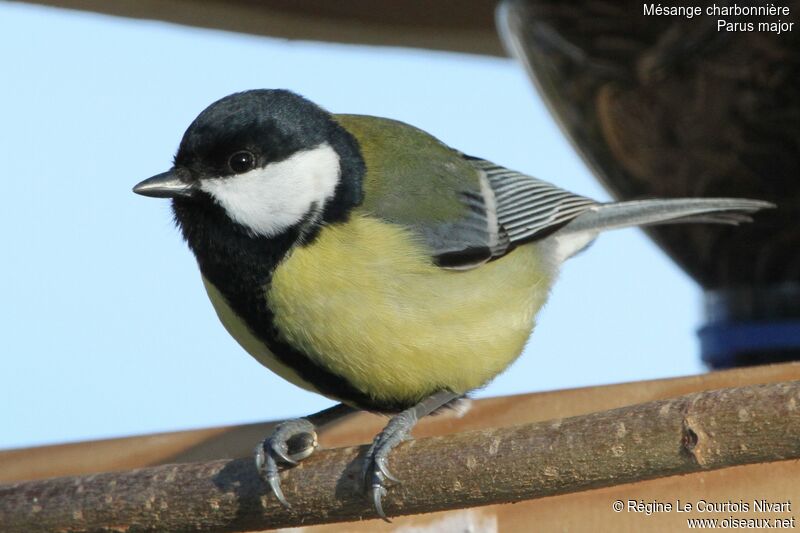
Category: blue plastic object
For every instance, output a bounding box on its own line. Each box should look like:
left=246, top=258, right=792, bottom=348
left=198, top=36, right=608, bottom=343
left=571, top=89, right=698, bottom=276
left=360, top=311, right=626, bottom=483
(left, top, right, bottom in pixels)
left=699, top=320, right=800, bottom=368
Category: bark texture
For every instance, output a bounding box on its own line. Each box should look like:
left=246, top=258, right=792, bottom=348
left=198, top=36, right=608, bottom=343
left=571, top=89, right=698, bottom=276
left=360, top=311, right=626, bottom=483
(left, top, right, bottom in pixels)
left=1, top=381, right=798, bottom=532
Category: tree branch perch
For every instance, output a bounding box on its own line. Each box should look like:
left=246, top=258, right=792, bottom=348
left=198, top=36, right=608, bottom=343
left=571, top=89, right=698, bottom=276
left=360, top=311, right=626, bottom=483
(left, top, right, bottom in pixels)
left=2, top=381, right=799, bottom=532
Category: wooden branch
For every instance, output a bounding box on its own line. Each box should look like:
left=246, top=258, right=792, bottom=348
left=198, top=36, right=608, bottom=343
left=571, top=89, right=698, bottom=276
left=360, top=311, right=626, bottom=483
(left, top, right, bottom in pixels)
left=5, top=362, right=800, bottom=484
left=2, top=381, right=799, bottom=532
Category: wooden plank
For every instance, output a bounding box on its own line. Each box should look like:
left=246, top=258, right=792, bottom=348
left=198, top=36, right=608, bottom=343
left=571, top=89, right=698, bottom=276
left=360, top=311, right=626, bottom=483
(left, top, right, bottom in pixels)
left=294, top=461, right=799, bottom=532
left=10, top=0, right=504, bottom=56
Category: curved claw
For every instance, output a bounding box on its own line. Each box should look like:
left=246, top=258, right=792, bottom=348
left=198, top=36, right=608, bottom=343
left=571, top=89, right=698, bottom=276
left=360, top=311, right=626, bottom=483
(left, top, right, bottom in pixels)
left=360, top=417, right=411, bottom=520
left=254, top=418, right=318, bottom=509
left=376, top=456, right=400, bottom=484
left=359, top=392, right=458, bottom=521
left=371, top=482, right=390, bottom=522
left=255, top=441, right=292, bottom=509
left=270, top=440, right=297, bottom=466
left=268, top=472, right=291, bottom=509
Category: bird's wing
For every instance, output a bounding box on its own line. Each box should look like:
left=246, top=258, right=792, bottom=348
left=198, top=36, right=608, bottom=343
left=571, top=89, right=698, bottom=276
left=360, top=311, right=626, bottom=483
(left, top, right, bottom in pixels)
left=415, top=174, right=512, bottom=269
left=362, top=155, right=510, bottom=270
left=361, top=153, right=600, bottom=269
left=336, top=115, right=512, bottom=269
left=336, top=115, right=598, bottom=269
left=468, top=157, right=772, bottom=265
left=465, top=156, right=598, bottom=246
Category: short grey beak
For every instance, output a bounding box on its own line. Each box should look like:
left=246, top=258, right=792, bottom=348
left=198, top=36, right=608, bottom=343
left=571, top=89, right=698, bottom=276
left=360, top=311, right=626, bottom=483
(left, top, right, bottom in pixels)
left=133, top=170, right=195, bottom=198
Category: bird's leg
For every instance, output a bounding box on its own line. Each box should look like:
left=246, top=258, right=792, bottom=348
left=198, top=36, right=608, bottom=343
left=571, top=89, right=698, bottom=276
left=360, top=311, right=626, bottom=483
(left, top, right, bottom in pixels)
left=255, top=403, right=356, bottom=508
left=362, top=390, right=461, bottom=521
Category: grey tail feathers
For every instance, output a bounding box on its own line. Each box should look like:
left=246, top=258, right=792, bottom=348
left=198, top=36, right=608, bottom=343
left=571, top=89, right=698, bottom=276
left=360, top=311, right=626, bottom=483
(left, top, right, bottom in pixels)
left=559, top=198, right=775, bottom=236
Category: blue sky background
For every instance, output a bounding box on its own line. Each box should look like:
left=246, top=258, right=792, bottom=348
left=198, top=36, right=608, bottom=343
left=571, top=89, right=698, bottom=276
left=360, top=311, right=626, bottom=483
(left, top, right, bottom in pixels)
left=0, top=2, right=703, bottom=450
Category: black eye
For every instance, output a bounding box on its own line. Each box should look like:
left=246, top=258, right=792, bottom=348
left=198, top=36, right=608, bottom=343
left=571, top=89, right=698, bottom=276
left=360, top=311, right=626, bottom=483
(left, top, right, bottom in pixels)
left=228, top=151, right=255, bottom=173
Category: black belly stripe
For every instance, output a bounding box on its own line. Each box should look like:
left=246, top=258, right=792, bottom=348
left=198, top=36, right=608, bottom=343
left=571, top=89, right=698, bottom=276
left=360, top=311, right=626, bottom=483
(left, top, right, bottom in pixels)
left=219, top=275, right=410, bottom=412
left=170, top=114, right=415, bottom=412
left=173, top=196, right=412, bottom=413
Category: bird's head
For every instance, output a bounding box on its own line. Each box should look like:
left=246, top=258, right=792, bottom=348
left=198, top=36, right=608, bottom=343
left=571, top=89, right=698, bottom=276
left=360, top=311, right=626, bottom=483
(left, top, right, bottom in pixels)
left=134, top=90, right=363, bottom=240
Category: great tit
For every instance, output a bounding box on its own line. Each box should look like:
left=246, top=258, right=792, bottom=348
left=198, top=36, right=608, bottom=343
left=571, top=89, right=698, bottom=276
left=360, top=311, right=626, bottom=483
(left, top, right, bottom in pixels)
left=133, top=89, right=772, bottom=519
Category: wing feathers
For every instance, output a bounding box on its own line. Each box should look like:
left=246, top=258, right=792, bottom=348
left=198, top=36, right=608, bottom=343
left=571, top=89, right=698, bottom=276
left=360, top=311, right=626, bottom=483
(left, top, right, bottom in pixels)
left=392, top=152, right=772, bottom=270
left=467, top=157, right=597, bottom=245
left=467, top=158, right=773, bottom=256
left=559, top=198, right=774, bottom=236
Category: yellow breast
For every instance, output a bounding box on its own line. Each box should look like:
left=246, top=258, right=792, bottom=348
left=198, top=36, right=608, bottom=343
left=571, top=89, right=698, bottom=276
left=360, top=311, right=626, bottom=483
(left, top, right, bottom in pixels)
left=266, top=214, right=552, bottom=407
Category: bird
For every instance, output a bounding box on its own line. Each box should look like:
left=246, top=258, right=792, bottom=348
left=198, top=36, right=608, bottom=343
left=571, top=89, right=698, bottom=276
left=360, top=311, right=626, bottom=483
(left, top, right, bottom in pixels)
left=133, top=89, right=772, bottom=519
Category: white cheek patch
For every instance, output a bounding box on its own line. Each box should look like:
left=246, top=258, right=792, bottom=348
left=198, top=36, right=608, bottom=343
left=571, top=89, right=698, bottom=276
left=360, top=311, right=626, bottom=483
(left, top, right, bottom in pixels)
left=200, top=143, right=341, bottom=237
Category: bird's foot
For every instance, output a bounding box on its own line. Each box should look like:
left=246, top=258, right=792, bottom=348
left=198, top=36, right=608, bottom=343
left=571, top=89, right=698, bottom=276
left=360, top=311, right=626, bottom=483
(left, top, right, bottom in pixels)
left=361, top=409, right=418, bottom=521
left=359, top=391, right=460, bottom=521
left=255, top=418, right=318, bottom=508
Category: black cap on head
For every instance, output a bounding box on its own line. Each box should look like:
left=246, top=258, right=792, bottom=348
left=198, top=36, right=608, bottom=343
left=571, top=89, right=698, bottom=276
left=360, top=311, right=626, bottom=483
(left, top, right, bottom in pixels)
left=175, top=89, right=335, bottom=179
